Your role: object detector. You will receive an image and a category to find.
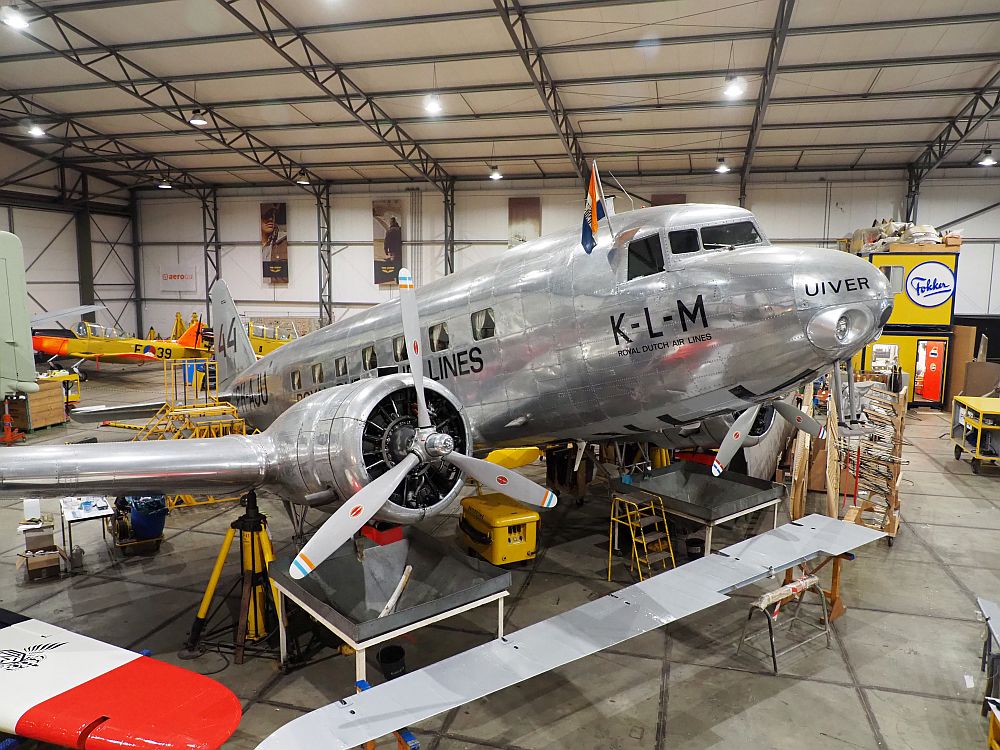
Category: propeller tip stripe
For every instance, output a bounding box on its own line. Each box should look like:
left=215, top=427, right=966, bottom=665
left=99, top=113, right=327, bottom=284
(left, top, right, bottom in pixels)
left=299, top=553, right=316, bottom=570
left=711, top=459, right=723, bottom=476
left=818, top=426, right=827, bottom=439
left=291, top=558, right=310, bottom=577
left=543, top=491, right=557, bottom=508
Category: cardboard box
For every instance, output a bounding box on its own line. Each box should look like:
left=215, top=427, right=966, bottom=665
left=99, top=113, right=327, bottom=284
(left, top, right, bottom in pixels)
left=23, top=525, right=55, bottom=552
left=17, top=550, right=62, bottom=581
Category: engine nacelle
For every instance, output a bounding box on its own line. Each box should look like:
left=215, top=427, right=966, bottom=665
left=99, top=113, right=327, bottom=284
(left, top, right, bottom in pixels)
left=262, top=374, right=471, bottom=524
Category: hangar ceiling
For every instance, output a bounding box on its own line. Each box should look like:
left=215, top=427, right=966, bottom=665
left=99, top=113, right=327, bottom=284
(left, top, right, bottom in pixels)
left=0, top=0, right=999, bottom=194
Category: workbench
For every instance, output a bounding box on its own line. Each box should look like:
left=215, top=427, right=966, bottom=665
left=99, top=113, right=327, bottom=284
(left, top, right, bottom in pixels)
left=952, top=396, right=1000, bottom=475
left=58, top=495, right=114, bottom=572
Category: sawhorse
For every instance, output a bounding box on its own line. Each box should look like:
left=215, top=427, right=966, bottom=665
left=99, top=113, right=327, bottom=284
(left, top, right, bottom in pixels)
left=356, top=680, right=419, bottom=750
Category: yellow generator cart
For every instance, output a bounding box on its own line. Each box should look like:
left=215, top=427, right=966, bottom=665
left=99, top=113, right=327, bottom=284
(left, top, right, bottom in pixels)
left=459, top=493, right=539, bottom=565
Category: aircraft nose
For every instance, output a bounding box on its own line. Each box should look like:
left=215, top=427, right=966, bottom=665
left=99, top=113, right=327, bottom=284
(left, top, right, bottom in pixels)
left=794, top=248, right=894, bottom=358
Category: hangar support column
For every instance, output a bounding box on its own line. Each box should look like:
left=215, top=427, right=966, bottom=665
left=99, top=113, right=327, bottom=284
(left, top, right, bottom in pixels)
left=198, top=187, right=221, bottom=325
left=444, top=179, right=456, bottom=276
left=74, top=174, right=96, bottom=323
left=129, top=189, right=144, bottom=335
left=315, top=183, right=333, bottom=327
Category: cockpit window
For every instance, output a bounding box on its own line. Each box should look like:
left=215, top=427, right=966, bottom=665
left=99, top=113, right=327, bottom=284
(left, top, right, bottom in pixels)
left=626, top=233, right=665, bottom=280
left=701, top=221, right=762, bottom=249
left=668, top=229, right=700, bottom=254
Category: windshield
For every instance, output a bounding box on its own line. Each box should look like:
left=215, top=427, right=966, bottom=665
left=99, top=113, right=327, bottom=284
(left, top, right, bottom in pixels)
left=700, top=221, right=762, bottom=249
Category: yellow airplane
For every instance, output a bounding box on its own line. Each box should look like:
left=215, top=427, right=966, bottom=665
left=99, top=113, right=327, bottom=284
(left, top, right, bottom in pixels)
left=247, top=321, right=296, bottom=357
left=33, top=319, right=209, bottom=372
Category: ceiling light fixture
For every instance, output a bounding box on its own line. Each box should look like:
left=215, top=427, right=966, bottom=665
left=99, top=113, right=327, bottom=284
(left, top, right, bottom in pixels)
left=157, top=180, right=172, bottom=189
left=489, top=165, right=503, bottom=180
left=26, top=123, right=44, bottom=138
left=715, top=157, right=731, bottom=174
left=294, top=169, right=310, bottom=185
left=723, top=74, right=747, bottom=99
left=424, top=93, right=442, bottom=115
left=2, top=4, right=29, bottom=29
left=188, top=109, right=208, bottom=126
left=978, top=148, right=997, bottom=167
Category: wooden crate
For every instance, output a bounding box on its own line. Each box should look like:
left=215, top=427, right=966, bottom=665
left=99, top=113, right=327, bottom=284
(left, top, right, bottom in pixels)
left=6, top=380, right=68, bottom=431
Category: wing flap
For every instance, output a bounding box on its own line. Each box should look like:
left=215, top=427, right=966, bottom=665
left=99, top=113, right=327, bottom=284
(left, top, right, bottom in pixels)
left=257, top=515, right=883, bottom=750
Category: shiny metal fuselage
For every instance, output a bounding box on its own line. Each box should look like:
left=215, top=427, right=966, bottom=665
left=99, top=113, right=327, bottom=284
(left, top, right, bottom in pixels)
left=229, top=204, right=891, bottom=449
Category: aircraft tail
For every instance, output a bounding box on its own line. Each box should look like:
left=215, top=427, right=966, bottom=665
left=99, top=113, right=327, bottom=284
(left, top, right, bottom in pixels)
left=176, top=318, right=204, bottom=349
left=210, top=280, right=256, bottom=389
left=0, top=232, right=39, bottom=396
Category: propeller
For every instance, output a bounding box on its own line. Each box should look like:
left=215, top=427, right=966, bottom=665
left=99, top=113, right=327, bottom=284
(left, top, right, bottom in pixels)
left=289, top=268, right=557, bottom=579
left=711, top=399, right=826, bottom=477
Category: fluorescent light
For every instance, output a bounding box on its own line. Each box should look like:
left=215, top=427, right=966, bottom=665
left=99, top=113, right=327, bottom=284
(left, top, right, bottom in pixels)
left=978, top=148, right=997, bottom=167
left=188, top=109, right=208, bottom=126
left=722, top=75, right=746, bottom=99
left=489, top=165, right=503, bottom=180
left=424, top=93, right=442, bottom=115
left=294, top=169, right=310, bottom=185
left=26, top=123, right=44, bottom=138
left=715, top=158, right=730, bottom=174
left=157, top=181, right=172, bottom=189
left=2, top=5, right=29, bottom=29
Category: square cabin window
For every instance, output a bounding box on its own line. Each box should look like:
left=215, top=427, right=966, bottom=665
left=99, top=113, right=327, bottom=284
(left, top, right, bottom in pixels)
left=627, top=233, right=665, bottom=280
left=393, top=335, right=406, bottom=363
left=429, top=322, right=450, bottom=352
left=311, top=362, right=324, bottom=384
left=471, top=307, right=495, bottom=341
left=668, top=229, right=700, bottom=254
left=362, top=346, right=378, bottom=371
left=335, top=356, right=348, bottom=378
left=290, top=370, right=302, bottom=390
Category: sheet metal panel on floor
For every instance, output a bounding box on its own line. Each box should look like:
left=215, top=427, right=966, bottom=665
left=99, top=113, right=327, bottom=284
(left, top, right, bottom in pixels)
left=257, top=514, right=883, bottom=750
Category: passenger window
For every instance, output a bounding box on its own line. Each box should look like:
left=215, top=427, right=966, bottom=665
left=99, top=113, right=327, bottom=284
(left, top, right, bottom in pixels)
left=311, top=363, right=323, bottom=384
left=393, top=335, right=406, bottom=363
left=429, top=323, right=450, bottom=352
left=362, top=346, right=377, bottom=371
left=701, top=221, right=761, bottom=248
left=627, top=233, right=665, bottom=280
left=335, top=356, right=348, bottom=378
left=471, top=308, right=495, bottom=341
left=290, top=370, right=301, bottom=390
left=668, top=229, right=700, bottom=254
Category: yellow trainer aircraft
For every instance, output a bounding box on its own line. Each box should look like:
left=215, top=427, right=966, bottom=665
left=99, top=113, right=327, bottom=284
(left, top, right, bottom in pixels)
left=33, top=319, right=209, bottom=372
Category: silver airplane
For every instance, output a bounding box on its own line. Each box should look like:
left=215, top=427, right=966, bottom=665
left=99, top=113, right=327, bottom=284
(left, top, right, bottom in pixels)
left=0, top=204, right=892, bottom=576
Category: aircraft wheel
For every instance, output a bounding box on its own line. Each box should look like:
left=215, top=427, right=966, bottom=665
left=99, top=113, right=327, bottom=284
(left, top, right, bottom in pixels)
left=75, top=369, right=88, bottom=382
left=954, top=445, right=963, bottom=461
left=972, top=458, right=982, bottom=475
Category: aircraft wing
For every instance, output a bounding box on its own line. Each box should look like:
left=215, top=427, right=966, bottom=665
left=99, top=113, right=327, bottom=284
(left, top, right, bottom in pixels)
left=30, top=304, right=105, bottom=326
left=0, top=608, right=241, bottom=749
left=0, top=232, right=40, bottom=395
left=258, top=515, right=883, bottom=750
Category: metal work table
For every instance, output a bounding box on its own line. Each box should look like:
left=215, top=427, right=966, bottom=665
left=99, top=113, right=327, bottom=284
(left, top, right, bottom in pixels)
left=269, top=528, right=510, bottom=683
left=614, top=462, right=786, bottom=556
left=58, top=495, right=114, bottom=572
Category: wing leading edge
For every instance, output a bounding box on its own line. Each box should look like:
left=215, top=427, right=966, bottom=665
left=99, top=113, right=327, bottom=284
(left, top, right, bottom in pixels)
left=257, top=515, right=883, bottom=749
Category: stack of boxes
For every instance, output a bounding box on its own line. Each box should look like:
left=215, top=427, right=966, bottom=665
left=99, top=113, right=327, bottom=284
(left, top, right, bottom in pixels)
left=16, top=499, right=62, bottom=580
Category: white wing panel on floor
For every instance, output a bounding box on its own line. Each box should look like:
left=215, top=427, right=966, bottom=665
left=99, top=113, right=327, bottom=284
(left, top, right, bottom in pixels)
left=257, top=515, right=883, bottom=750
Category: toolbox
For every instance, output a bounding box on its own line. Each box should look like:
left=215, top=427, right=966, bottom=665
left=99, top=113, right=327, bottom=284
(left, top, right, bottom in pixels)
left=459, top=493, right=539, bottom=565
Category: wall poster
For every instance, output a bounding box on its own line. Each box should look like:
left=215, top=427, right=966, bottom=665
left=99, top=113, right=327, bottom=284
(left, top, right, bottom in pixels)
left=508, top=196, right=541, bottom=248
left=260, top=202, right=288, bottom=285
left=373, top=199, right=404, bottom=285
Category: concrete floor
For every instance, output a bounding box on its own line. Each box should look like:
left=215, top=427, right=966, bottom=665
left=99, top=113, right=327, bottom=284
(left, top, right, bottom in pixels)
left=1, top=368, right=997, bottom=749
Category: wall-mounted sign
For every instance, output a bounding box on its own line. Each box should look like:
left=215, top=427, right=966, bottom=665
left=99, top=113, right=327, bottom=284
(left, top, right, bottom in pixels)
left=261, top=202, right=288, bottom=285
left=159, top=264, right=196, bottom=292
left=373, top=199, right=403, bottom=285
left=905, top=261, right=955, bottom=308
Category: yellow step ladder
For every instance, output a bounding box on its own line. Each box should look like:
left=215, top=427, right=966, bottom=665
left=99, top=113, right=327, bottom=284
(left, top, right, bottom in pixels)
left=608, top=494, right=676, bottom=581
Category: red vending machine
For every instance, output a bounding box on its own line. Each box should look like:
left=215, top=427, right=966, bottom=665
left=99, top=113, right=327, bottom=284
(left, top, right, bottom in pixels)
left=917, top=339, right=947, bottom=402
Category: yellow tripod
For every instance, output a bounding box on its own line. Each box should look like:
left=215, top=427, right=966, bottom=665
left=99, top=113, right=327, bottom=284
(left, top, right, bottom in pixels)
left=182, top=490, right=279, bottom=664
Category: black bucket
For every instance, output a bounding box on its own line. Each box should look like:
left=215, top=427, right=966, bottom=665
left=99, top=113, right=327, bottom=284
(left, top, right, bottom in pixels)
left=377, top=645, right=406, bottom=681
left=685, top=537, right=705, bottom=558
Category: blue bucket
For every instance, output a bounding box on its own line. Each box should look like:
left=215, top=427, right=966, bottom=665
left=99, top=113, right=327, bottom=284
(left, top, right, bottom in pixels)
left=127, top=494, right=168, bottom=540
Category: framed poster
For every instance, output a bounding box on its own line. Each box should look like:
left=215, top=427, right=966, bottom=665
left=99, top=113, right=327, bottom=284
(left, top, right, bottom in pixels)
left=261, top=202, right=288, bottom=285
left=508, top=196, right=541, bottom=248
left=373, top=199, right=403, bottom=285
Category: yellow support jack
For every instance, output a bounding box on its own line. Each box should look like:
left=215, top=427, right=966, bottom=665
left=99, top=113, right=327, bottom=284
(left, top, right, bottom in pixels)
left=181, top=490, right=279, bottom=664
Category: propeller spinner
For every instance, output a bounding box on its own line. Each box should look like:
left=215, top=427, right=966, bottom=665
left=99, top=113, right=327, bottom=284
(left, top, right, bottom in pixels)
left=290, top=268, right=557, bottom=580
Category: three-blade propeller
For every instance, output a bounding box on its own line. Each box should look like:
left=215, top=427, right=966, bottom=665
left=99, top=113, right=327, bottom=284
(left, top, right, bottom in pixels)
left=290, top=268, right=557, bottom=580
left=711, top=399, right=826, bottom=477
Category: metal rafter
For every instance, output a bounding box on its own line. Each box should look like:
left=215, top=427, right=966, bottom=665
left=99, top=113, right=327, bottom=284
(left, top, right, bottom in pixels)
left=494, top=0, right=586, bottom=179
left=211, top=0, right=452, bottom=194
left=16, top=0, right=320, bottom=189
left=909, top=66, right=1000, bottom=184
left=740, top=0, right=796, bottom=205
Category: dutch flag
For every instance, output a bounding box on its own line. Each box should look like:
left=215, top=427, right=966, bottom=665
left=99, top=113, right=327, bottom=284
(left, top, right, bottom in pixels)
left=580, top=163, right=606, bottom=254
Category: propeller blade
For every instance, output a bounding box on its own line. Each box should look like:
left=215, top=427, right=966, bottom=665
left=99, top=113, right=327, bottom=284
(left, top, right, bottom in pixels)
left=712, top=404, right=762, bottom=476
left=773, top=401, right=827, bottom=439
left=289, top=453, right=420, bottom=579
left=444, top=451, right=557, bottom=508
left=398, top=268, right=431, bottom=430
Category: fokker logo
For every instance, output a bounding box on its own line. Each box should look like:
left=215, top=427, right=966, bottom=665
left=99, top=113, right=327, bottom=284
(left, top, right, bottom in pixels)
left=349, top=505, right=364, bottom=518
left=0, top=642, right=66, bottom=671
left=496, top=476, right=509, bottom=486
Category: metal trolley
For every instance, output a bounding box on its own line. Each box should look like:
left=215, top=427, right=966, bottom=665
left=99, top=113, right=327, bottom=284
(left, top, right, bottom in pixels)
left=951, top=396, right=1000, bottom=475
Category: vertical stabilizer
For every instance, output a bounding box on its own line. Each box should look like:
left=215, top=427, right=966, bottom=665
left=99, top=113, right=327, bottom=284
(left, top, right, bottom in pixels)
left=175, top=318, right=204, bottom=348
left=0, top=232, right=39, bottom=396
left=210, top=280, right=256, bottom=389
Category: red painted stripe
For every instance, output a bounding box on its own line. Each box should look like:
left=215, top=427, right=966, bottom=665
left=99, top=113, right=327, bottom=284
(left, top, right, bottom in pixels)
left=15, top=656, right=241, bottom=750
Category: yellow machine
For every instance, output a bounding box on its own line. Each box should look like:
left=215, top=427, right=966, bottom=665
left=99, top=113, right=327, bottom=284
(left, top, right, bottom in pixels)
left=952, top=396, right=1000, bottom=475
left=247, top=321, right=295, bottom=357
left=36, top=369, right=80, bottom=403
left=459, top=493, right=539, bottom=565
left=33, top=319, right=209, bottom=366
